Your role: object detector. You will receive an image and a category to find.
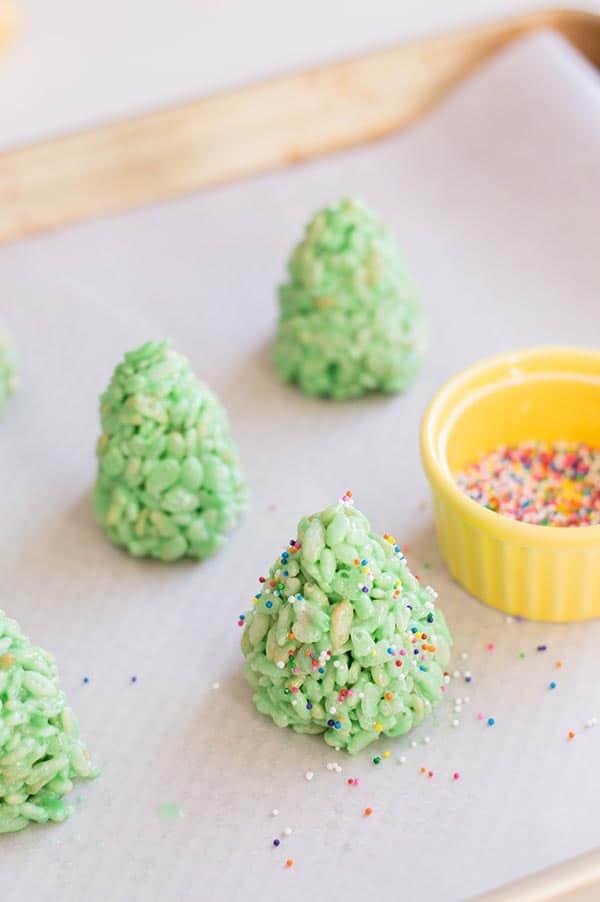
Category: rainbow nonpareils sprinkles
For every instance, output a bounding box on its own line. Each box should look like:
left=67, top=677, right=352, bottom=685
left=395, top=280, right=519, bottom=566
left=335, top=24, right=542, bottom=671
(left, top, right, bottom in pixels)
left=456, top=441, right=600, bottom=527
left=240, top=494, right=452, bottom=754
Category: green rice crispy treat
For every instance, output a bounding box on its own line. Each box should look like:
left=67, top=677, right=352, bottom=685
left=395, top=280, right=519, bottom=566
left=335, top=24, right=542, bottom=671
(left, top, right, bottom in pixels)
left=0, top=324, right=17, bottom=414
left=241, top=495, right=451, bottom=754
left=273, top=199, right=425, bottom=400
left=0, top=609, right=97, bottom=833
left=93, top=340, right=247, bottom=562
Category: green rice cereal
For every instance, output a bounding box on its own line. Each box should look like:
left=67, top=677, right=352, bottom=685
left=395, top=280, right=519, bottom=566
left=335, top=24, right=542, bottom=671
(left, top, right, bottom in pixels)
left=241, top=494, right=451, bottom=754
left=0, top=325, right=17, bottom=414
left=93, top=340, right=246, bottom=562
left=274, top=198, right=425, bottom=400
left=0, top=609, right=97, bottom=833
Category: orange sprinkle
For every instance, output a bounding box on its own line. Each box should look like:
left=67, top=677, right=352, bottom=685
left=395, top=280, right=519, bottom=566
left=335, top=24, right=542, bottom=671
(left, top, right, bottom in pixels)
left=385, top=692, right=393, bottom=701
left=346, top=490, right=353, bottom=498
left=287, top=633, right=295, bottom=640
left=285, top=859, right=294, bottom=868
left=568, top=731, right=575, bottom=740
left=364, top=807, right=373, bottom=817
left=420, top=767, right=427, bottom=774
left=556, top=661, right=563, bottom=668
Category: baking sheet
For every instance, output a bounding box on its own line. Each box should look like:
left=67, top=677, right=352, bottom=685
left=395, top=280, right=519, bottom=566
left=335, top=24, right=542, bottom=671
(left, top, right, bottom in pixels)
left=1, top=30, right=600, bottom=902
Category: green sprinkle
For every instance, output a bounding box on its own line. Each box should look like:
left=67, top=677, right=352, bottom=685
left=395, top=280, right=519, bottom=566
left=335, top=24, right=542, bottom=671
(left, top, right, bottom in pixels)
left=156, top=802, right=184, bottom=823
left=519, top=652, right=526, bottom=659
left=0, top=609, right=97, bottom=834
left=273, top=199, right=425, bottom=400
left=240, top=498, right=451, bottom=755
left=373, top=756, right=382, bottom=765
left=93, top=341, right=246, bottom=562
left=0, top=324, right=17, bottom=414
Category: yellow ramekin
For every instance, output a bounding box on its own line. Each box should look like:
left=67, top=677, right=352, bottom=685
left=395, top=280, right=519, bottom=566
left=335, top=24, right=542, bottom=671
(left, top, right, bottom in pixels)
left=420, top=347, right=600, bottom=622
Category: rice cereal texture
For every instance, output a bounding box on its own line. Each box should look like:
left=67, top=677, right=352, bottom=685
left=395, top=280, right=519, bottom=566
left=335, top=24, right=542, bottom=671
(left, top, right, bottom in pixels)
left=241, top=496, right=452, bottom=754
left=0, top=609, right=97, bottom=833
left=93, top=340, right=247, bottom=562
left=0, top=324, right=17, bottom=414
left=273, top=198, right=426, bottom=400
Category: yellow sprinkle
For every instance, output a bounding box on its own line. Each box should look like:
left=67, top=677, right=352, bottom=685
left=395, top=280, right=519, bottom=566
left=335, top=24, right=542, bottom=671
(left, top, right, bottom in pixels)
left=375, top=723, right=382, bottom=732
left=383, top=751, right=390, bottom=758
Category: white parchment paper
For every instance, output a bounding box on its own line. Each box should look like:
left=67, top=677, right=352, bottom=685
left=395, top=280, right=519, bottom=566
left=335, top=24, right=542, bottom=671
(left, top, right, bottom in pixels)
left=1, top=31, right=600, bottom=902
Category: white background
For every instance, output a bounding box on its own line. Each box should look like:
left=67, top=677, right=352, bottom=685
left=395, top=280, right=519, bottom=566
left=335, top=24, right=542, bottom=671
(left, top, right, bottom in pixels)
left=0, top=0, right=599, bottom=148
left=1, top=30, right=600, bottom=901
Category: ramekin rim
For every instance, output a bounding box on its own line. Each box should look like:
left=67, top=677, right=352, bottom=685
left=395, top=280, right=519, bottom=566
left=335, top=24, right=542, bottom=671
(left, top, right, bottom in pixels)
left=420, top=345, right=600, bottom=547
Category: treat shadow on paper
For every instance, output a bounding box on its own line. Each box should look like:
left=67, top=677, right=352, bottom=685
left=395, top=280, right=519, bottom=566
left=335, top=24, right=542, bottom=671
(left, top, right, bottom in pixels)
left=8, top=488, right=200, bottom=611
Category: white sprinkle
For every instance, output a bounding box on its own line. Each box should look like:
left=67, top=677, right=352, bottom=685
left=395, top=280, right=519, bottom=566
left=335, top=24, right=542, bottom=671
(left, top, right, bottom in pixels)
left=461, top=652, right=468, bottom=661
left=358, top=692, right=365, bottom=699
left=443, top=675, right=451, bottom=684
left=454, top=705, right=462, bottom=713
left=423, top=736, right=431, bottom=744
left=333, top=661, right=341, bottom=669
left=464, top=696, right=470, bottom=704
left=410, top=740, right=417, bottom=749
left=398, top=755, right=407, bottom=764
left=464, top=671, right=472, bottom=679
left=334, top=765, right=342, bottom=773
left=288, top=596, right=296, bottom=604
left=276, top=661, right=285, bottom=669
left=329, top=707, right=337, bottom=714
left=283, top=827, right=292, bottom=836
left=585, top=717, right=598, bottom=729
left=505, top=616, right=514, bottom=623
left=326, top=763, right=334, bottom=771
left=456, top=697, right=463, bottom=705
left=212, top=682, right=220, bottom=689
left=453, top=670, right=460, bottom=679
left=452, top=719, right=460, bottom=728
left=305, top=771, right=314, bottom=781
left=271, top=809, right=279, bottom=817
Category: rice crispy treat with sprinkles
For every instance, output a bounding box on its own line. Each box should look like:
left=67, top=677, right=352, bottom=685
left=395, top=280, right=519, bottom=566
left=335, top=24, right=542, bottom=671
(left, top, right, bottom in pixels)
left=0, top=324, right=17, bottom=414
left=273, top=198, right=426, bottom=400
left=0, top=609, right=97, bottom=833
left=93, top=340, right=246, bottom=562
left=241, top=494, right=452, bottom=754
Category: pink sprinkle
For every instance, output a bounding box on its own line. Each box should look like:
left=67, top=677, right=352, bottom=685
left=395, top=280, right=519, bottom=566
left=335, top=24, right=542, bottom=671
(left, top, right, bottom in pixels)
left=453, top=772, right=460, bottom=781
left=477, top=712, right=485, bottom=720
left=487, top=643, right=495, bottom=651
left=291, top=687, right=299, bottom=694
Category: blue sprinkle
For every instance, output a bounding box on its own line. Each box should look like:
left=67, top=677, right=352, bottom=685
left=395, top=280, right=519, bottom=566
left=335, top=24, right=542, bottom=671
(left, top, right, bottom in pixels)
left=327, top=719, right=335, bottom=727
left=410, top=627, right=418, bottom=633
left=361, top=587, right=369, bottom=593
left=318, top=668, right=324, bottom=674
left=266, top=601, right=273, bottom=609
left=465, top=675, right=472, bottom=683
left=83, top=677, right=89, bottom=684
left=387, top=647, right=394, bottom=655
left=487, top=717, right=495, bottom=726
left=254, top=593, right=262, bottom=599
left=239, top=614, right=245, bottom=620
left=427, top=613, right=434, bottom=623
left=419, top=665, right=428, bottom=672
left=537, top=644, right=547, bottom=652
left=549, top=681, right=557, bottom=690
left=306, top=702, right=313, bottom=710
left=131, top=676, right=137, bottom=683
left=297, top=594, right=303, bottom=600
left=273, top=838, right=280, bottom=847
left=334, top=721, right=341, bottom=729
left=361, top=559, right=368, bottom=566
